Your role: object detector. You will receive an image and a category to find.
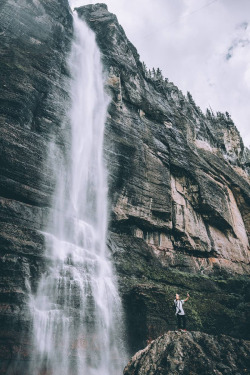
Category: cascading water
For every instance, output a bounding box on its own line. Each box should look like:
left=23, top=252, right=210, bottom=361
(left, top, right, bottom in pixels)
left=29, top=13, right=127, bottom=375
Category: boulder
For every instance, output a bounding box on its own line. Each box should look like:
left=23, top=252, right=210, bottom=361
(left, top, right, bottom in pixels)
left=124, top=331, right=250, bottom=375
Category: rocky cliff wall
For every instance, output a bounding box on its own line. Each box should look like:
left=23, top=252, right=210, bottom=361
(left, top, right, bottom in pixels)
left=77, top=3, right=250, bottom=354
left=0, top=1, right=73, bottom=373
left=0, top=1, right=250, bottom=371
left=77, top=4, right=250, bottom=276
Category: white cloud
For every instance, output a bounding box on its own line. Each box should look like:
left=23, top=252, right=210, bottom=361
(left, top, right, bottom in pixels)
left=70, top=0, right=250, bottom=147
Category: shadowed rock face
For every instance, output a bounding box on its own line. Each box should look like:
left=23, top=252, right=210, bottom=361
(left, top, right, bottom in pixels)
left=123, top=331, right=250, bottom=375
left=0, top=0, right=73, bottom=373
left=77, top=4, right=250, bottom=353
left=0, top=0, right=250, bottom=371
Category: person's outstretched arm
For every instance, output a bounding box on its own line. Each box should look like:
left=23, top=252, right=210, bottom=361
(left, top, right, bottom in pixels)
left=184, top=293, right=190, bottom=302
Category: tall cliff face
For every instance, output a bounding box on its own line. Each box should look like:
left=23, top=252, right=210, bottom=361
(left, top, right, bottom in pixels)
left=0, top=0, right=73, bottom=372
left=77, top=4, right=250, bottom=353
left=77, top=4, right=250, bottom=275
left=0, top=1, right=250, bottom=371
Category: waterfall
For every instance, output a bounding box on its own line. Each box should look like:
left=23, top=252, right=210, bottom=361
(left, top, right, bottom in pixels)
left=29, top=13, right=127, bottom=375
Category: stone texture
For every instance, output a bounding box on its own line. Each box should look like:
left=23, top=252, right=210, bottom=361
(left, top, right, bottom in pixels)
left=108, top=231, right=250, bottom=354
left=124, top=331, right=250, bottom=375
left=77, top=5, right=250, bottom=276
left=0, top=1, right=250, bottom=372
left=77, top=3, right=250, bottom=353
left=0, top=1, right=73, bottom=373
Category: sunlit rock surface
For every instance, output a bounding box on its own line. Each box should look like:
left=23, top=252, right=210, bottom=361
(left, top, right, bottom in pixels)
left=124, top=331, right=250, bottom=375
left=77, top=3, right=250, bottom=353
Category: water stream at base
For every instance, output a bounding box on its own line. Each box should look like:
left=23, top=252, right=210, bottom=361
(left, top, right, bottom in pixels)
left=29, top=14, right=127, bottom=375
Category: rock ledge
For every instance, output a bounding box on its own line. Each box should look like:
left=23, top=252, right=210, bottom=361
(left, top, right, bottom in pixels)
left=124, top=331, right=250, bottom=375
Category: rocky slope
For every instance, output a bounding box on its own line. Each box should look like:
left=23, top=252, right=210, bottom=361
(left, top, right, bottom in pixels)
left=77, top=3, right=250, bottom=353
left=0, top=0, right=73, bottom=373
left=124, top=331, right=250, bottom=375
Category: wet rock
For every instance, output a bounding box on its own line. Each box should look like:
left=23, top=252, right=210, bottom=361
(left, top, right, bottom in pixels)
left=0, top=0, right=73, bottom=373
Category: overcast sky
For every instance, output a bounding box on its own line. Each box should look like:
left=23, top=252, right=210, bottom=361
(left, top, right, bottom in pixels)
left=70, top=0, right=250, bottom=147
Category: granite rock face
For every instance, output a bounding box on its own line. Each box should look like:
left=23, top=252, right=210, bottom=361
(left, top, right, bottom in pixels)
left=77, top=4, right=250, bottom=353
left=0, top=0, right=73, bottom=373
left=124, top=331, right=250, bottom=375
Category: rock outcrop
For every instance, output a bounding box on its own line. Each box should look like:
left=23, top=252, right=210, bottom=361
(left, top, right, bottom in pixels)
left=124, top=331, right=250, bottom=375
left=0, top=0, right=73, bottom=373
left=77, top=4, right=250, bottom=353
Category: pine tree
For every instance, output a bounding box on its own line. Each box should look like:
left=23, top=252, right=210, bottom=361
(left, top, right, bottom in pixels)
left=187, top=91, right=195, bottom=106
left=156, top=67, right=163, bottom=80
left=216, top=111, right=225, bottom=121
left=206, top=108, right=212, bottom=119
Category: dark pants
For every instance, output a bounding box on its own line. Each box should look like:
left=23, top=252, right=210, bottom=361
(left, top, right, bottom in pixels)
left=177, top=314, right=186, bottom=329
